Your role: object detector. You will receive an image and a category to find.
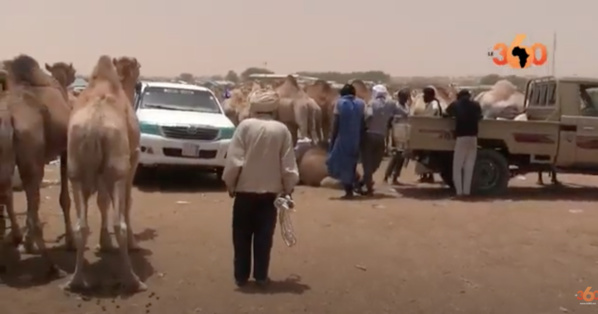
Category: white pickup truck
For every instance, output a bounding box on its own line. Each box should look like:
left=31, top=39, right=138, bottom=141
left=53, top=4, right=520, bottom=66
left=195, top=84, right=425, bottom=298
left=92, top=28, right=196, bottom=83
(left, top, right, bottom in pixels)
left=134, top=81, right=235, bottom=179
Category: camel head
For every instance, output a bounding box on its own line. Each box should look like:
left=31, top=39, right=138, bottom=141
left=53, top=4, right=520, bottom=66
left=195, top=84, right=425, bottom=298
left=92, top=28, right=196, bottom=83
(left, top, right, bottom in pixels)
left=45, top=62, right=76, bottom=88
left=351, top=80, right=370, bottom=101
left=112, top=56, right=141, bottom=84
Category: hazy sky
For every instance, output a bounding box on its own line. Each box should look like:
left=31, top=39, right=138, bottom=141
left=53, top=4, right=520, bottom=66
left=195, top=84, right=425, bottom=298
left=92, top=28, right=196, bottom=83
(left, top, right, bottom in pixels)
left=1, top=0, right=595, bottom=77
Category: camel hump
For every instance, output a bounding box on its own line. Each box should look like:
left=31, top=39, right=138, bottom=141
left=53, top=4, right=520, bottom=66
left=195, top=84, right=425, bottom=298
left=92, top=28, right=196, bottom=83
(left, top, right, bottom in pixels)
left=7, top=54, right=54, bottom=87
left=90, top=55, right=121, bottom=91
left=284, top=75, right=299, bottom=88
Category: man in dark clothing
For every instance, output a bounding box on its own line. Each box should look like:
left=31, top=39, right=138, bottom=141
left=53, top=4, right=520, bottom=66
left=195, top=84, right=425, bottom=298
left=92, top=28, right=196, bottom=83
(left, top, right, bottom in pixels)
left=384, top=88, right=410, bottom=184
left=445, top=89, right=482, bottom=196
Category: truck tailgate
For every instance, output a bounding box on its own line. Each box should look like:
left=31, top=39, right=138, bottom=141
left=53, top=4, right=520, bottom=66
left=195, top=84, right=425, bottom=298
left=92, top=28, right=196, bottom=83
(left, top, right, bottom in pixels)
left=395, top=116, right=560, bottom=155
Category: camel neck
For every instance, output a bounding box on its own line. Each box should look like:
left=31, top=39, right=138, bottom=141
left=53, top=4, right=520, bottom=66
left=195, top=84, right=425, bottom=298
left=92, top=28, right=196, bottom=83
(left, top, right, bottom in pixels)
left=121, top=80, right=136, bottom=105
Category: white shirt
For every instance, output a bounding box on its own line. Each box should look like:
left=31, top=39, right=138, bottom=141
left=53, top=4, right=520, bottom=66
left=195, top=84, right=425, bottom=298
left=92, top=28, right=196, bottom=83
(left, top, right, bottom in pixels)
left=423, top=100, right=441, bottom=116
left=222, top=117, right=299, bottom=194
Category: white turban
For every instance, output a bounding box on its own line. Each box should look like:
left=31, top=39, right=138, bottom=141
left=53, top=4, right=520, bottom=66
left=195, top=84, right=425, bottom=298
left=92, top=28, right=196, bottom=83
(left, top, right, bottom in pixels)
left=248, top=89, right=280, bottom=113
left=372, top=84, right=389, bottom=99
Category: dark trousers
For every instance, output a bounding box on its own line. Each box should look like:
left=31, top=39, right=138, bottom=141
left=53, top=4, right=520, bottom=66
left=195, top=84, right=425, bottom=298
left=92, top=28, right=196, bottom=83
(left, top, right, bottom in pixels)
left=361, top=133, right=386, bottom=189
left=384, top=150, right=405, bottom=181
left=232, top=192, right=278, bottom=282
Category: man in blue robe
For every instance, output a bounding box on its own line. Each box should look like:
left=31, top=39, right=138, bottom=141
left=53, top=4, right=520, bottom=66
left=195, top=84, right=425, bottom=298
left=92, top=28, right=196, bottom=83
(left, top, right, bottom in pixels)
left=326, top=84, right=366, bottom=199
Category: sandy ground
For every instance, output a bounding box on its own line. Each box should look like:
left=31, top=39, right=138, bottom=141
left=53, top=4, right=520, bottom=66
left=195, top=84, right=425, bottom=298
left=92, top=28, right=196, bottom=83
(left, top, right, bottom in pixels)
left=1, top=160, right=598, bottom=314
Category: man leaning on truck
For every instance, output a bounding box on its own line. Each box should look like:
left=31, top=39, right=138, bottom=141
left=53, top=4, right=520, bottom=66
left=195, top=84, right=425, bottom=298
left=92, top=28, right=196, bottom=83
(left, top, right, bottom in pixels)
left=445, top=89, right=482, bottom=197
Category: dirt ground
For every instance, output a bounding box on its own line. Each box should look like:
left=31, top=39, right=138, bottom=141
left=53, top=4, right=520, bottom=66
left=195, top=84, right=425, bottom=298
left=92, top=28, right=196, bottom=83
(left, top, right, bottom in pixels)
left=1, top=160, right=598, bottom=314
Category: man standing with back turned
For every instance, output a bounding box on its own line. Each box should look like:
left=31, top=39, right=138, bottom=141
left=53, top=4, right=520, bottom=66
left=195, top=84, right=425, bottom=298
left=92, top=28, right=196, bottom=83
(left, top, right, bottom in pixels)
left=445, top=89, right=482, bottom=198
left=222, top=88, right=299, bottom=288
left=360, top=84, right=407, bottom=195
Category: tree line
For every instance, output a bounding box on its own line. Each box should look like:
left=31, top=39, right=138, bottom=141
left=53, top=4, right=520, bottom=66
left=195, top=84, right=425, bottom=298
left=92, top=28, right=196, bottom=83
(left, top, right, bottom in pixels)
left=174, top=67, right=534, bottom=91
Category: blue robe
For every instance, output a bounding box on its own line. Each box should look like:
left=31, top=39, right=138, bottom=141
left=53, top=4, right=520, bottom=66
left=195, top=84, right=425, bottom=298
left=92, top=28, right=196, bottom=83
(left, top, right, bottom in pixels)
left=326, top=95, right=365, bottom=185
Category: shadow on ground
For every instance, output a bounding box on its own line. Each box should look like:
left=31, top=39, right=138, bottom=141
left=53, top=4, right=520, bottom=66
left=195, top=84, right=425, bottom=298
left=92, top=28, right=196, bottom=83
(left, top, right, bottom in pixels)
left=0, top=228, right=158, bottom=299
left=395, top=183, right=598, bottom=201
left=236, top=275, right=310, bottom=295
left=135, top=168, right=226, bottom=193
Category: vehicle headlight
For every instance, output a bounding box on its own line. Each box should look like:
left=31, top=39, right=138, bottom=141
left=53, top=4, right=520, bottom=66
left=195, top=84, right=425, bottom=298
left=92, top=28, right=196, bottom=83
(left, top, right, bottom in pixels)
left=139, top=121, right=161, bottom=135
left=219, top=127, right=235, bottom=139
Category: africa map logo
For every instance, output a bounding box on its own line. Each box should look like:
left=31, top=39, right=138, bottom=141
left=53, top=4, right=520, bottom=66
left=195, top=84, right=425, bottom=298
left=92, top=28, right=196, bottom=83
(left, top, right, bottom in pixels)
left=489, top=34, right=548, bottom=69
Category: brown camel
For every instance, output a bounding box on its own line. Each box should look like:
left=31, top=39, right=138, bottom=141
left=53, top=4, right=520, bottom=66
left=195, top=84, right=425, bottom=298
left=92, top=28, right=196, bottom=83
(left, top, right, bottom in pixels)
left=112, top=57, right=140, bottom=106
left=305, top=80, right=338, bottom=143
left=0, top=69, right=16, bottom=270
left=297, top=146, right=328, bottom=186
left=45, top=62, right=77, bottom=105
left=275, top=75, right=318, bottom=146
left=2, top=55, right=74, bottom=256
left=62, top=55, right=145, bottom=292
left=109, top=56, right=142, bottom=251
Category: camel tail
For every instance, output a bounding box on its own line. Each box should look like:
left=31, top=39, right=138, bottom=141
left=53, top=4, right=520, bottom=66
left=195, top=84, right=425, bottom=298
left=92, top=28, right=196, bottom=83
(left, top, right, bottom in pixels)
left=69, top=95, right=116, bottom=192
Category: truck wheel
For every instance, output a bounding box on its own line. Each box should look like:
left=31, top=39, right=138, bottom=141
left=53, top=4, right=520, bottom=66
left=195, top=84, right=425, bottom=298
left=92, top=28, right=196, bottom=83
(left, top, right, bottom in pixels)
left=134, top=165, right=156, bottom=184
left=472, top=149, right=509, bottom=195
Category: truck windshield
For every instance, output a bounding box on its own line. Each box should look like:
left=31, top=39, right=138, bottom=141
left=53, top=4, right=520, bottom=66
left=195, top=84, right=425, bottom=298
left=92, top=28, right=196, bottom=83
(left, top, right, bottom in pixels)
left=140, top=87, right=222, bottom=114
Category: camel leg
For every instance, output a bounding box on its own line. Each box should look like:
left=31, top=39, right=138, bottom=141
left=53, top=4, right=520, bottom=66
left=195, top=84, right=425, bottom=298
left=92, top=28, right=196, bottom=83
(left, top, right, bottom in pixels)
left=125, top=150, right=140, bottom=251
left=287, top=124, right=299, bottom=148
left=96, top=185, right=114, bottom=252
left=59, top=153, right=75, bottom=251
left=18, top=161, right=43, bottom=254
left=0, top=184, right=9, bottom=272
left=61, top=181, right=90, bottom=291
left=5, top=183, right=21, bottom=247
left=112, top=176, right=146, bottom=291
left=22, top=170, right=64, bottom=278
left=306, top=107, right=314, bottom=143
left=313, top=107, right=323, bottom=145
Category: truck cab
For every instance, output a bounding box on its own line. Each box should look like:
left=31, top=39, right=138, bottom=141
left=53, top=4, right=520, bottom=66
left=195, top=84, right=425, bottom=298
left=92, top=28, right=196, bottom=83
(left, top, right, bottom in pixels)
left=134, top=81, right=235, bottom=179
left=393, top=76, right=598, bottom=195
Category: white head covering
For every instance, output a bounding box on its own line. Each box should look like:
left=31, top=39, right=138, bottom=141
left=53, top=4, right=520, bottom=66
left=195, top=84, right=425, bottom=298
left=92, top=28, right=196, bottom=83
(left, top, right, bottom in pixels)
left=372, top=84, right=389, bottom=99
left=248, top=88, right=280, bottom=113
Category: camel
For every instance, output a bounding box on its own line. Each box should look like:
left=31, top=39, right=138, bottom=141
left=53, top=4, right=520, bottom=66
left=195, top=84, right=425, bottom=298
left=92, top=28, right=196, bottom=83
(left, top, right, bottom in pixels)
left=305, top=80, right=338, bottom=143
left=62, top=55, right=145, bottom=292
left=45, top=62, right=77, bottom=105
left=475, top=80, right=524, bottom=119
left=112, top=57, right=140, bottom=106
left=2, top=55, right=74, bottom=259
left=297, top=146, right=328, bottom=186
left=275, top=75, right=319, bottom=146
left=0, top=69, right=16, bottom=270
left=222, top=89, right=247, bottom=126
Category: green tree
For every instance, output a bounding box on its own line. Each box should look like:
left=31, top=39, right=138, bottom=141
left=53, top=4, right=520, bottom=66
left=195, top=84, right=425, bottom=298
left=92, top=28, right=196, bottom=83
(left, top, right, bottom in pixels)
left=224, top=70, right=239, bottom=83
left=177, top=72, right=194, bottom=83
left=479, top=74, right=501, bottom=85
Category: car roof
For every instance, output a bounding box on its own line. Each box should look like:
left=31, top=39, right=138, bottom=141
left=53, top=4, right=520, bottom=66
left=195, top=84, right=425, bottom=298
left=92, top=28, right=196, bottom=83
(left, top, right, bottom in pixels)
left=141, top=81, right=213, bottom=92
